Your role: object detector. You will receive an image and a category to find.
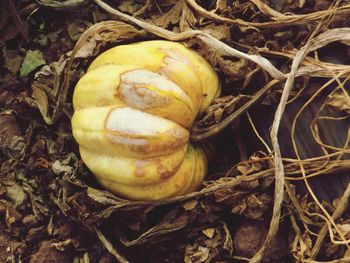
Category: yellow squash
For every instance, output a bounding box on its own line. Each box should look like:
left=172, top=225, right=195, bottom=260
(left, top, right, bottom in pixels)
left=71, top=40, right=220, bottom=200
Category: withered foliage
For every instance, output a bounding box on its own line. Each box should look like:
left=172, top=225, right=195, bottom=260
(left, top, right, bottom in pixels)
left=1, top=0, right=350, bottom=262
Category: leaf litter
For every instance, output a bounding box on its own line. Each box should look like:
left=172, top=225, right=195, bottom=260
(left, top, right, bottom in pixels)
left=0, top=0, right=350, bottom=262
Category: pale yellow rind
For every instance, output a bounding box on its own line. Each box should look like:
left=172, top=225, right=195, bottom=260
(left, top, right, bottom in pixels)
left=73, top=64, right=195, bottom=128
left=72, top=106, right=189, bottom=158
left=72, top=40, right=221, bottom=200
left=88, top=40, right=220, bottom=114
left=79, top=145, right=186, bottom=185
left=95, top=145, right=199, bottom=200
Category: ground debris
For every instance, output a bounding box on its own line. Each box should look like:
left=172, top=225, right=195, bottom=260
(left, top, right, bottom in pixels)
left=0, top=0, right=350, bottom=262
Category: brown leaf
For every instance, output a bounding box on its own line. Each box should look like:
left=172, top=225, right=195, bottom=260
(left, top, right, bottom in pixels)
left=5, top=183, right=26, bottom=207
left=217, top=56, right=256, bottom=81
left=152, top=0, right=183, bottom=28
left=183, top=200, right=198, bottom=211
left=236, top=153, right=266, bottom=176
left=118, top=206, right=191, bottom=247
left=117, top=0, right=140, bottom=14
left=231, top=193, right=272, bottom=219
left=202, top=228, right=216, bottom=239
left=179, top=1, right=197, bottom=31
left=185, top=221, right=233, bottom=262
left=202, top=24, right=231, bottom=42
left=299, top=231, right=312, bottom=258
left=5, top=204, right=22, bottom=237
left=185, top=246, right=209, bottom=263
left=67, top=19, right=90, bottom=41
left=344, top=247, right=350, bottom=258
left=0, top=10, right=19, bottom=44
left=3, top=49, right=24, bottom=74
left=0, top=112, right=26, bottom=159
left=337, top=223, right=350, bottom=239
left=32, top=86, right=51, bottom=124
left=215, top=0, right=228, bottom=11
left=327, top=90, right=350, bottom=114
left=52, top=160, right=74, bottom=176
left=29, top=240, right=73, bottom=263
left=199, top=95, right=251, bottom=128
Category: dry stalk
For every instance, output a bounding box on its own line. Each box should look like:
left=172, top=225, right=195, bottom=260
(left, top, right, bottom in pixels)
left=284, top=181, right=316, bottom=236
left=284, top=152, right=349, bottom=164
left=4, top=0, right=31, bottom=42
left=310, top=184, right=350, bottom=259
left=94, top=227, right=130, bottom=263
left=249, top=22, right=312, bottom=263
left=87, top=159, right=350, bottom=210
left=37, top=0, right=88, bottom=10
left=287, top=77, right=346, bottom=181
left=291, top=74, right=350, bottom=250
left=246, top=112, right=272, bottom=154
left=191, top=80, right=280, bottom=141
left=310, top=81, right=350, bottom=153
left=185, top=0, right=350, bottom=28
left=303, top=258, right=350, bottom=263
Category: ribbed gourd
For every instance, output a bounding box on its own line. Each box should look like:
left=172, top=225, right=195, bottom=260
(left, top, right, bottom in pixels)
left=71, top=40, right=220, bottom=200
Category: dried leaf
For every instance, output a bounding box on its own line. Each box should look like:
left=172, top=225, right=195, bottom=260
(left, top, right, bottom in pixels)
left=185, top=222, right=233, bottom=262
left=32, top=87, right=50, bottom=124
left=327, top=90, right=350, bottom=114
left=231, top=193, right=272, bottom=219
left=32, top=53, right=70, bottom=124
left=198, top=95, right=251, bottom=128
left=29, top=240, right=73, bottom=263
left=236, top=155, right=265, bottom=176
left=215, top=0, right=228, bottom=11
left=299, top=232, right=312, bottom=258
left=183, top=200, right=198, bottom=211
left=202, top=24, right=231, bottom=42
left=95, top=228, right=129, bottom=263
left=185, top=246, right=209, bottom=263
left=5, top=183, right=26, bottom=207
left=67, top=20, right=90, bottom=41
left=119, top=207, right=191, bottom=246
left=202, top=228, right=215, bottom=239
left=37, top=0, right=88, bottom=10
left=118, top=0, right=141, bottom=14
left=0, top=112, right=26, bottom=159
left=152, top=0, right=183, bottom=28
left=337, top=223, right=350, bottom=239
left=51, top=239, right=72, bottom=251
left=3, top=49, right=23, bottom=74
left=179, top=1, right=197, bottom=31
left=0, top=2, right=19, bottom=44
left=6, top=205, right=22, bottom=229
left=344, top=247, right=350, bottom=258
left=52, top=160, right=74, bottom=176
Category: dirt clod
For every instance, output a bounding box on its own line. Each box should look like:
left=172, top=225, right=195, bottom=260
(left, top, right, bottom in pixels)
left=233, top=221, right=287, bottom=262
left=29, top=240, right=73, bottom=263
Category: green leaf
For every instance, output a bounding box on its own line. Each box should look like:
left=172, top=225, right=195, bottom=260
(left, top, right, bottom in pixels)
left=37, top=34, right=48, bottom=46
left=20, top=50, right=46, bottom=77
